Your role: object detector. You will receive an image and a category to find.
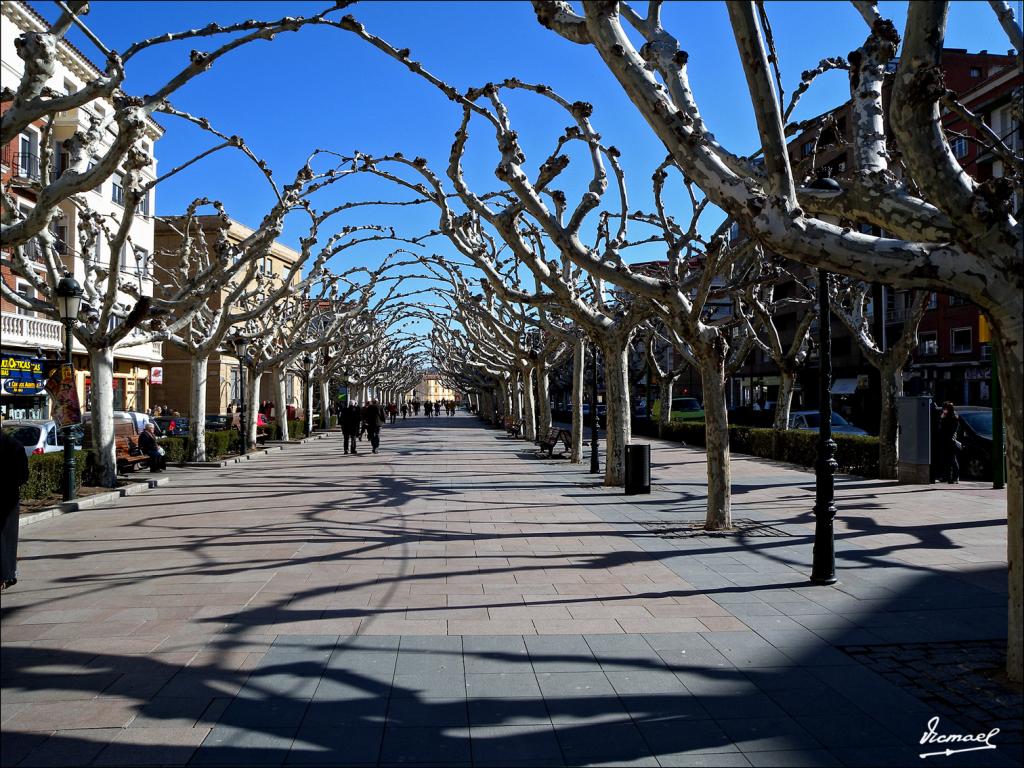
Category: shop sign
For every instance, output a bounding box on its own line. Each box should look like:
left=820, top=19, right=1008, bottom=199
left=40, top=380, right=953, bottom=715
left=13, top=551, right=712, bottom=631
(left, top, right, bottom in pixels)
left=1, top=355, right=46, bottom=396
left=45, top=363, right=82, bottom=426
left=151, top=366, right=163, bottom=385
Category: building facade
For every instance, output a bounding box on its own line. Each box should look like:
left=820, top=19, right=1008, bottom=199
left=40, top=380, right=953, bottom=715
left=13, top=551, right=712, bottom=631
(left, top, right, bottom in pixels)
left=408, top=372, right=457, bottom=404
left=1, top=0, right=163, bottom=420
left=151, top=216, right=303, bottom=418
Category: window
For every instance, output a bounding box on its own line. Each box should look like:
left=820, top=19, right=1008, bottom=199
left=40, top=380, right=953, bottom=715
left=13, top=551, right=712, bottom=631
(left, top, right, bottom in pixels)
left=918, top=331, right=938, bottom=356
left=134, top=247, right=150, bottom=278
left=119, top=243, right=131, bottom=273
left=18, top=132, right=39, bottom=179
left=15, top=280, right=35, bottom=316
left=951, top=327, right=972, bottom=354
left=138, top=189, right=150, bottom=216
left=286, top=375, right=295, bottom=400
left=970, top=66, right=984, bottom=78
left=92, top=235, right=102, bottom=266
left=949, top=136, right=969, bottom=159
left=112, top=173, right=125, bottom=206
left=981, top=343, right=993, bottom=360
left=801, top=140, right=815, bottom=158
left=230, top=366, right=241, bottom=402
left=949, top=295, right=967, bottom=307
left=49, top=222, right=68, bottom=255
left=259, top=256, right=274, bottom=276
left=927, top=293, right=938, bottom=310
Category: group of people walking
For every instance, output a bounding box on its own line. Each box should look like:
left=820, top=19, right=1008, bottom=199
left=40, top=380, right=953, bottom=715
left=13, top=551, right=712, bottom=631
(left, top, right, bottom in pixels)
left=337, top=398, right=459, bottom=455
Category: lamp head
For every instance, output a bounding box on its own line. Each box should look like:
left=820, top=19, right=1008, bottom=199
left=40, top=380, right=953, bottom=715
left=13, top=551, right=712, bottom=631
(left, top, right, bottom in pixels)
left=55, top=275, right=84, bottom=321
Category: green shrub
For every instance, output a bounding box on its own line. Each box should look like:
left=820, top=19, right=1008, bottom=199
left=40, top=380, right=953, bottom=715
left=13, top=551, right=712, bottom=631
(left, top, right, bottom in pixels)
left=633, top=419, right=880, bottom=478
left=158, top=436, right=189, bottom=464
left=205, top=430, right=240, bottom=459
left=23, top=451, right=88, bottom=500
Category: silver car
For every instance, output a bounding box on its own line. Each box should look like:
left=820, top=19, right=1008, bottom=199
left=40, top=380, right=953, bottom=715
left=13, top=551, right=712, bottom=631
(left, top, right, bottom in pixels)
left=788, top=411, right=868, bottom=435
left=1, top=419, right=84, bottom=457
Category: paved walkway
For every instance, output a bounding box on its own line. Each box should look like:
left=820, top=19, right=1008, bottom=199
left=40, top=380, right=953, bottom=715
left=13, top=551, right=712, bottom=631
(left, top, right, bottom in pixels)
left=1, top=414, right=1017, bottom=766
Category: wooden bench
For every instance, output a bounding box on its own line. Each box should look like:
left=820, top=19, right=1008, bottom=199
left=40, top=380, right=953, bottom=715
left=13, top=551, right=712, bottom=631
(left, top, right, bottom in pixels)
left=115, top=434, right=150, bottom=473
left=537, top=427, right=572, bottom=457
left=504, top=416, right=523, bottom=437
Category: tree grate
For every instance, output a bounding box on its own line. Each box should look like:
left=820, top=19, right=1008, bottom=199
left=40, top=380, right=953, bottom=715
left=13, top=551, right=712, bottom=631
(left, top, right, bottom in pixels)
left=639, top=518, right=793, bottom=538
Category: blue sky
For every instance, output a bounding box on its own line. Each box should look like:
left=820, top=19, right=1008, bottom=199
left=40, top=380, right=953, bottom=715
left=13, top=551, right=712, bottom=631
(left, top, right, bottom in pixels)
left=27, top=0, right=1012, bottom=341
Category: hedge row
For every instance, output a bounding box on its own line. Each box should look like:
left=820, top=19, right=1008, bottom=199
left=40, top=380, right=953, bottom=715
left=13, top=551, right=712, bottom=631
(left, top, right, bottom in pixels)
left=635, top=419, right=879, bottom=478
left=23, top=450, right=98, bottom=500
left=154, top=430, right=241, bottom=463
left=265, top=419, right=307, bottom=440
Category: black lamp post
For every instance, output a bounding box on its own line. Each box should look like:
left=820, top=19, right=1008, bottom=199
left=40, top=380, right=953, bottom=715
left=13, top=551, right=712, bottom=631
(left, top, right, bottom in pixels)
left=590, top=342, right=600, bottom=475
left=55, top=275, right=83, bottom=502
left=302, top=353, right=313, bottom=436
left=232, top=336, right=249, bottom=455
left=811, top=268, right=838, bottom=584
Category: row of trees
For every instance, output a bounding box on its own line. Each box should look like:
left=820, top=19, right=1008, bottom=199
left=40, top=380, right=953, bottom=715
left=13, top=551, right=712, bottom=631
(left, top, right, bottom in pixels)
left=2, top=1, right=1019, bottom=680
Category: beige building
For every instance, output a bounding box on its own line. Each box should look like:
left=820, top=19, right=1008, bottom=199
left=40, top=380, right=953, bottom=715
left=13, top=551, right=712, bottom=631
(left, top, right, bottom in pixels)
left=1, top=0, right=163, bottom=418
left=151, top=216, right=302, bottom=418
left=408, top=371, right=457, bottom=403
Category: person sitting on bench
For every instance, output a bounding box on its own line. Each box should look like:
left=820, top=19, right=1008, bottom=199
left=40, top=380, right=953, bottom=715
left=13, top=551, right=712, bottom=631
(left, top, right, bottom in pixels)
left=138, top=423, right=165, bottom=473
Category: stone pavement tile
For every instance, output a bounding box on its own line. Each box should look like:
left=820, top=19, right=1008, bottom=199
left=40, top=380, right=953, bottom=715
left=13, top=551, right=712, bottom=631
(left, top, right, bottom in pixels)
left=218, top=695, right=312, bottom=728
left=470, top=724, right=564, bottom=764
left=358, top=619, right=448, bottom=635
left=537, top=672, right=617, bottom=699
left=605, top=670, right=689, bottom=695
left=286, top=725, right=384, bottom=765
left=386, top=697, right=469, bottom=727
left=466, top=672, right=543, bottom=698
left=743, top=750, right=841, bottom=767
left=4, top=696, right=140, bottom=731
left=792, top=714, right=903, bottom=749
left=302, top=696, right=389, bottom=727
left=617, top=692, right=711, bottom=724
left=553, top=722, right=656, bottom=764
left=638, top=718, right=740, bottom=757
left=379, top=725, right=472, bottom=765
left=567, top=605, right=652, bottom=620
left=544, top=694, right=633, bottom=726
left=391, top=673, right=468, bottom=698
left=462, top=636, right=531, bottom=672
left=716, top=717, right=823, bottom=752
left=618, top=618, right=708, bottom=634
left=15, top=728, right=121, bottom=767
left=0, top=730, right=51, bottom=766
left=653, top=753, right=752, bottom=767
left=92, top=726, right=211, bottom=766
left=534, top=619, right=625, bottom=635
left=128, top=696, right=224, bottom=728
left=191, top=725, right=297, bottom=766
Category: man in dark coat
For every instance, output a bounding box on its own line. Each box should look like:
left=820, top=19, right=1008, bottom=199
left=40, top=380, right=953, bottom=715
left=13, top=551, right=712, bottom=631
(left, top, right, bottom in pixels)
left=1, top=430, right=29, bottom=589
left=138, top=423, right=165, bottom=473
left=342, top=402, right=362, bottom=454
left=361, top=399, right=386, bottom=454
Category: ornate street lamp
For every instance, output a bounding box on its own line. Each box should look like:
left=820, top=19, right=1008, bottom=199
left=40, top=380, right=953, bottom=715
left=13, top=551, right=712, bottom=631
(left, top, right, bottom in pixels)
left=811, top=268, right=838, bottom=584
left=590, top=342, right=600, bottom=475
left=55, top=275, right=83, bottom=502
left=232, top=335, right=249, bottom=455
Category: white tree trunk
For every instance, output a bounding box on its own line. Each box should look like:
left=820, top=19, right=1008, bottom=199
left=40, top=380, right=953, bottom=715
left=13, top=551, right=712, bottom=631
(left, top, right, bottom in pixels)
left=699, top=356, right=732, bottom=530
left=773, top=369, right=797, bottom=431
left=536, top=358, right=552, bottom=434
left=602, top=341, right=631, bottom=486
left=274, top=368, right=289, bottom=442
left=189, top=355, right=209, bottom=462
left=878, top=360, right=901, bottom=479
left=521, top=366, right=537, bottom=441
left=510, top=370, right=522, bottom=424
left=244, top=368, right=259, bottom=451
left=571, top=337, right=584, bottom=462
left=89, top=346, right=117, bottom=487
left=319, top=375, right=330, bottom=429
left=658, top=375, right=674, bottom=438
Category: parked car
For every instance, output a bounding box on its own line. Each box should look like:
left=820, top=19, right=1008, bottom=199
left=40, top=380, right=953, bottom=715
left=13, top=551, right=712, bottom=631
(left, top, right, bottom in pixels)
left=580, top=404, right=607, bottom=427
left=1, top=419, right=84, bottom=457
left=669, top=397, right=705, bottom=422
left=154, top=416, right=190, bottom=437
left=83, top=410, right=162, bottom=436
left=956, top=406, right=993, bottom=480
left=206, top=413, right=269, bottom=431
left=788, top=410, right=868, bottom=435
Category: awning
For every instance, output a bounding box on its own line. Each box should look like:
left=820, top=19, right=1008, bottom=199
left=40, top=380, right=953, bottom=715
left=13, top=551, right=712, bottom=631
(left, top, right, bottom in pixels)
left=832, top=378, right=858, bottom=395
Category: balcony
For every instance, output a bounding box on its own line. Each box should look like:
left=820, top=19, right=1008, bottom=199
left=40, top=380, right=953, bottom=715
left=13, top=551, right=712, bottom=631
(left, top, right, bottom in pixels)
left=1, top=311, right=63, bottom=351
left=1, top=149, right=41, bottom=182
left=886, top=307, right=914, bottom=324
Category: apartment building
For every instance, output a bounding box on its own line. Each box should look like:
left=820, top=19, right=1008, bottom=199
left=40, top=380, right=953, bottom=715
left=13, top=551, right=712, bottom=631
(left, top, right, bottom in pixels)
left=409, top=371, right=457, bottom=403
left=151, top=216, right=304, bottom=418
left=1, top=0, right=163, bottom=419
left=736, top=47, right=1020, bottom=427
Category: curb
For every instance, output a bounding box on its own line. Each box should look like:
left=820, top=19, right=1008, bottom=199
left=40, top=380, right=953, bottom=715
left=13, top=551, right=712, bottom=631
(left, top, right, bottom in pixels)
left=20, top=476, right=171, bottom=527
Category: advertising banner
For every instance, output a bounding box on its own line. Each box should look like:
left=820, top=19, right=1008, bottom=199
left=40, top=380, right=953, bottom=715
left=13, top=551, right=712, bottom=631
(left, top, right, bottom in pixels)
left=45, top=363, right=82, bottom=426
left=1, top=355, right=47, bottom=396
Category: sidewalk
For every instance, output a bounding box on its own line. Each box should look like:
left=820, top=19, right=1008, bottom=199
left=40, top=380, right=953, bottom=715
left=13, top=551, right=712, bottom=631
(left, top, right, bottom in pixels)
left=1, top=414, right=1017, bottom=767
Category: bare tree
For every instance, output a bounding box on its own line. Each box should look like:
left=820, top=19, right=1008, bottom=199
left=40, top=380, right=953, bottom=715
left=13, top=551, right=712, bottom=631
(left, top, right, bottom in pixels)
left=533, top=0, right=1023, bottom=678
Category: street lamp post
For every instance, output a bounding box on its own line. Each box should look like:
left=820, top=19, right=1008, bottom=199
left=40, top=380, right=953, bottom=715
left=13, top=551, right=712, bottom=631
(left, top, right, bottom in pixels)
left=811, top=268, right=838, bottom=584
left=302, top=353, right=313, bottom=436
left=590, top=342, right=600, bottom=475
left=55, top=276, right=83, bottom=502
left=232, top=336, right=249, bottom=455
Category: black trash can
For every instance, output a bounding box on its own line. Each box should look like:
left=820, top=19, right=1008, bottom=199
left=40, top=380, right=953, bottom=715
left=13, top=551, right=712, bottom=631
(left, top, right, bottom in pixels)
left=625, top=444, right=651, bottom=495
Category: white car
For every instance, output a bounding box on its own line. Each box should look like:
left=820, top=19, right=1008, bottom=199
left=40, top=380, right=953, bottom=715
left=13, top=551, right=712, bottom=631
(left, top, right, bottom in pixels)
left=2, top=419, right=84, bottom=457
left=82, top=410, right=161, bottom=436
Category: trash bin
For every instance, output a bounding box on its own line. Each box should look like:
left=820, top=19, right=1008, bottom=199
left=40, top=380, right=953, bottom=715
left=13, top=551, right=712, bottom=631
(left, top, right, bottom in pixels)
left=625, top=444, right=651, bottom=495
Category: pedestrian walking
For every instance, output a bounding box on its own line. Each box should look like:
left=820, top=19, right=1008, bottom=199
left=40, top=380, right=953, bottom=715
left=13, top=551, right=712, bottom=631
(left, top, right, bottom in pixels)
left=1, top=430, right=29, bottom=590
left=387, top=402, right=398, bottom=425
left=401, top=403, right=408, bottom=420
left=342, top=402, right=362, bottom=454
left=362, top=399, right=387, bottom=454
left=937, top=401, right=961, bottom=484
left=138, top=423, right=166, bottom=473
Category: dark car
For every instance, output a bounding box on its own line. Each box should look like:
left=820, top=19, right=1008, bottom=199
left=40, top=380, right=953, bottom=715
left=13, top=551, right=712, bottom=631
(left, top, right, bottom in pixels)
left=155, top=416, right=190, bottom=437
left=956, top=406, right=993, bottom=480
left=205, top=414, right=234, bottom=432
